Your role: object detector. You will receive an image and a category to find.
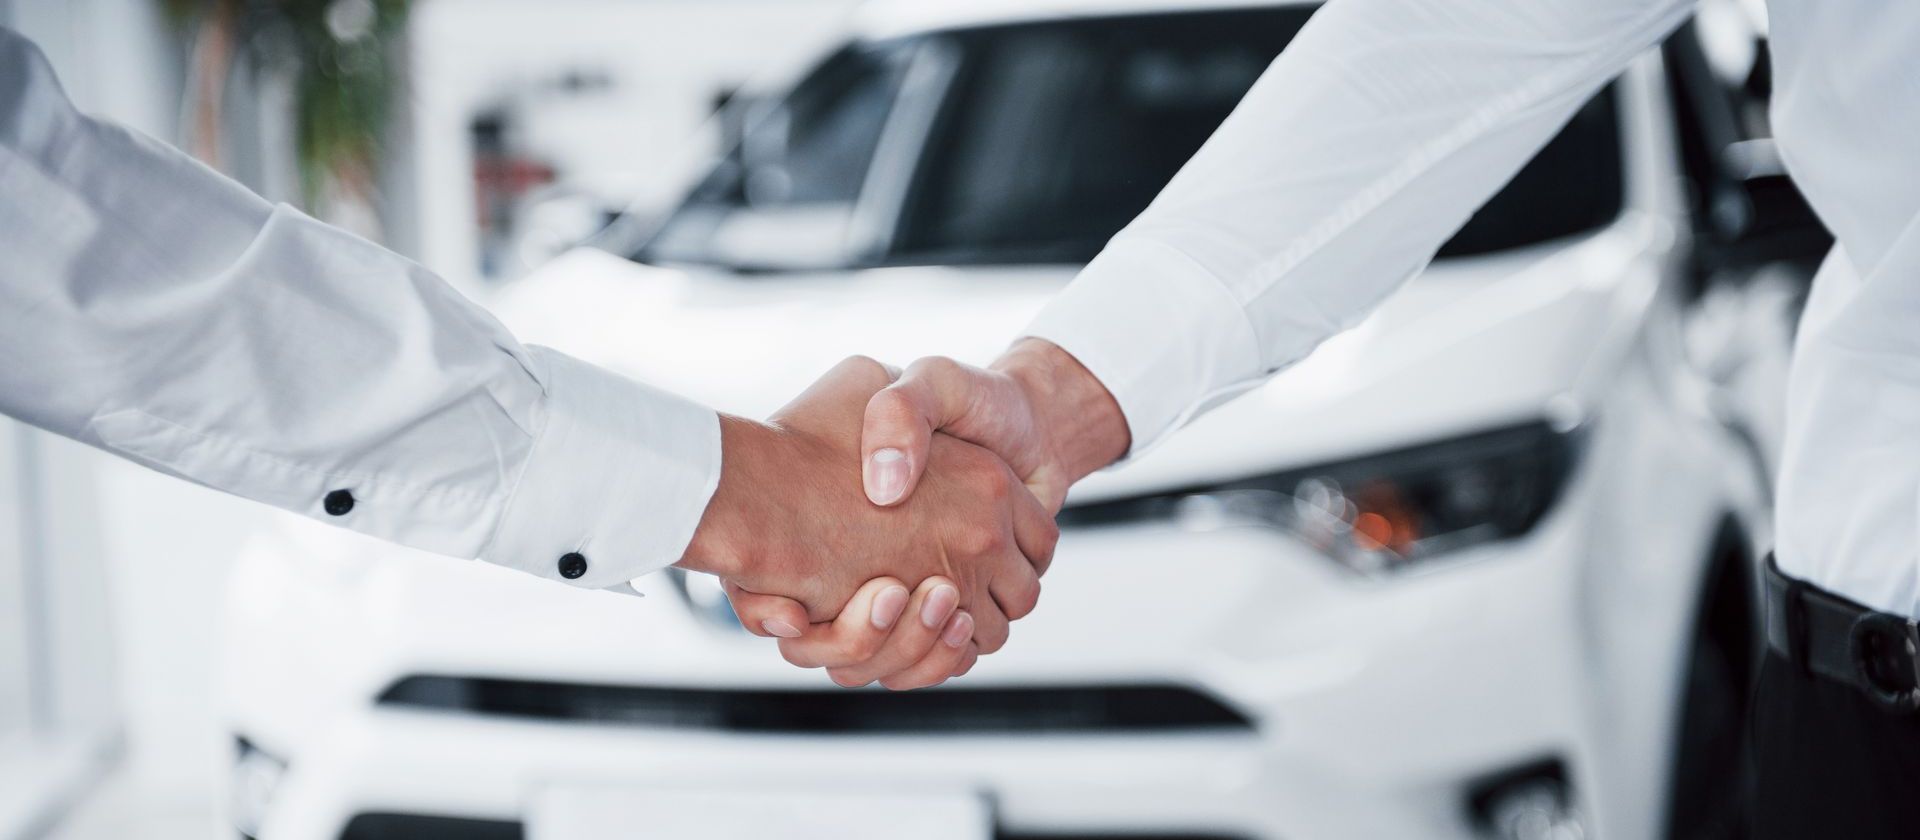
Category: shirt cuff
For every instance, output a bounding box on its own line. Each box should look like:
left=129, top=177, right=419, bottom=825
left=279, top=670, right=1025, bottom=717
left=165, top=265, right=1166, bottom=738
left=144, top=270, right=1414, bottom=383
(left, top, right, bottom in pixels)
left=482, top=347, right=722, bottom=589
left=1023, top=237, right=1265, bottom=457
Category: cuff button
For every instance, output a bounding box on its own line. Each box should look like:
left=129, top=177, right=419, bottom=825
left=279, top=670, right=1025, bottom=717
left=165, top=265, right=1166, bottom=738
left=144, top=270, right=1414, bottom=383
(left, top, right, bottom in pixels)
left=558, top=552, right=589, bottom=580
left=323, top=489, right=355, bottom=516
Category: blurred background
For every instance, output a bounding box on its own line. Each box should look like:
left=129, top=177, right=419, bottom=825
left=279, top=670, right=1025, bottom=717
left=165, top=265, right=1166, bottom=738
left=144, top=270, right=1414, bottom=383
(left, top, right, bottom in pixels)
left=0, top=0, right=1826, bottom=839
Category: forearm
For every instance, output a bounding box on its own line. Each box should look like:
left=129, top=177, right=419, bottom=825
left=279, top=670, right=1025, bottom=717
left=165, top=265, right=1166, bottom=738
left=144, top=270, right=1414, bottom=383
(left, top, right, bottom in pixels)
left=1026, top=0, right=1694, bottom=453
left=0, top=29, right=721, bottom=588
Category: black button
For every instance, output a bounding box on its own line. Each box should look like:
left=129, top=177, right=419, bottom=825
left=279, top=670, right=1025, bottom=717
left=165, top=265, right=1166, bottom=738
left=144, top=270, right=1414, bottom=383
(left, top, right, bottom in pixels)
left=323, top=489, right=355, bottom=516
left=558, top=552, right=589, bottom=579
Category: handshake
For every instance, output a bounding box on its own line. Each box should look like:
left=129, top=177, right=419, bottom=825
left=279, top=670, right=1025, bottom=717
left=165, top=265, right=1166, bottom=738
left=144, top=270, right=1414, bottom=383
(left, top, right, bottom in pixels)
left=672, top=339, right=1131, bottom=691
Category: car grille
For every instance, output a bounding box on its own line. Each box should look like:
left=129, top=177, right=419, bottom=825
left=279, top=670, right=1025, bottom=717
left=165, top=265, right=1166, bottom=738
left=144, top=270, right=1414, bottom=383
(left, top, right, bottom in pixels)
left=376, top=676, right=1255, bottom=734
left=339, top=814, right=1248, bottom=840
left=340, top=813, right=521, bottom=840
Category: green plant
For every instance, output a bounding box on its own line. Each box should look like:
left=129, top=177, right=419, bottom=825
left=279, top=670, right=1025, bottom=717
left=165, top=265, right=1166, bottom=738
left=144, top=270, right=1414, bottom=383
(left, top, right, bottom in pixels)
left=162, top=0, right=409, bottom=208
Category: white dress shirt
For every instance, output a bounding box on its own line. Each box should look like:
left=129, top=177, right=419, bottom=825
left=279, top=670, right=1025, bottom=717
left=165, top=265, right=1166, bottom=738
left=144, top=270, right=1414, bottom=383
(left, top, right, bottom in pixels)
left=0, top=30, right=720, bottom=591
left=1026, top=0, right=1920, bottom=616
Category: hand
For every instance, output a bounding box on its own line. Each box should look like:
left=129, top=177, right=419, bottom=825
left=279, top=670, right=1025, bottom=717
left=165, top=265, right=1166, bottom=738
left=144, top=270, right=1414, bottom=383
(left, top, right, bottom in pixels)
left=727, top=340, right=1126, bottom=689
left=727, top=575, right=981, bottom=690
left=676, top=356, right=1057, bottom=655
left=862, top=338, right=1130, bottom=512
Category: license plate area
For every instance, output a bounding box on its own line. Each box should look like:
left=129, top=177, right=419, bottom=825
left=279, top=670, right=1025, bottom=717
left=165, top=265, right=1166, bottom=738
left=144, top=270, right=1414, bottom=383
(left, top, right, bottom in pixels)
left=528, top=784, right=992, bottom=840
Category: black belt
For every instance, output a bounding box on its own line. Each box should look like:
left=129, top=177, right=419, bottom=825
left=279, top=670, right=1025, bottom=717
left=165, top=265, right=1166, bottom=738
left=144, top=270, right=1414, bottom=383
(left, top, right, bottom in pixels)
left=1765, top=555, right=1920, bottom=713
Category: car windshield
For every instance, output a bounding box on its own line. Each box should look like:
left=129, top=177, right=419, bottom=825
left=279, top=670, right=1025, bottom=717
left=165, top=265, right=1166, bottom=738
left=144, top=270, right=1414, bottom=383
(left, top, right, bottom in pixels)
left=637, top=7, right=1622, bottom=272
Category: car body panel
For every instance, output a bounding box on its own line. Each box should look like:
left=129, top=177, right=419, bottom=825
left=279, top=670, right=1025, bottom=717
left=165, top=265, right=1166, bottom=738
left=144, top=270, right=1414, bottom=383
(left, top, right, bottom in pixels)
left=498, top=210, right=1675, bottom=504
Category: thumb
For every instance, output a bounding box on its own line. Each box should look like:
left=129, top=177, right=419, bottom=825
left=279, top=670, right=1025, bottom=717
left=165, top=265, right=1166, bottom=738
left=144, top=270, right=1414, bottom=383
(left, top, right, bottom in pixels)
left=861, top=357, right=988, bottom=506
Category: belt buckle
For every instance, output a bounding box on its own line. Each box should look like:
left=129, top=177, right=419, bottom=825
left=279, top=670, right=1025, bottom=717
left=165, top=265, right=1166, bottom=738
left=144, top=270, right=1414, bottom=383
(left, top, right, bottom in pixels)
left=1847, top=612, right=1920, bottom=713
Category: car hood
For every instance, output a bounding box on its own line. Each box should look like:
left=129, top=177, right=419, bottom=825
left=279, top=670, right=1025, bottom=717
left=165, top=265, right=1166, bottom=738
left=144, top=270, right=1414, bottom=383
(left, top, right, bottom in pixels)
left=495, top=217, right=1669, bottom=503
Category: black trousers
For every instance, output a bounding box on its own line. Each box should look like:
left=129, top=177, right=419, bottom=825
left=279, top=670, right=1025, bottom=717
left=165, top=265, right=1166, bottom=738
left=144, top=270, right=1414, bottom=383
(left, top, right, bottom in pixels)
left=1751, top=651, right=1920, bottom=838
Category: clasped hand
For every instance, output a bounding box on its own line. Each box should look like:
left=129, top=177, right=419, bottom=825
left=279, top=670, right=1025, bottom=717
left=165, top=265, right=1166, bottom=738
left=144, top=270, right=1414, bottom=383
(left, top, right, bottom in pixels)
left=675, top=342, right=1129, bottom=690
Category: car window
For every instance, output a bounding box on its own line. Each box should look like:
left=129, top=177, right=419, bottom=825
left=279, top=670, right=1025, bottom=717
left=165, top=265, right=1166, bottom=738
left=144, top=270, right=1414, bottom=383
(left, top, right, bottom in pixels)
left=640, top=7, right=1624, bottom=271
left=752, top=46, right=906, bottom=206
left=893, top=14, right=1292, bottom=264
left=643, top=43, right=919, bottom=269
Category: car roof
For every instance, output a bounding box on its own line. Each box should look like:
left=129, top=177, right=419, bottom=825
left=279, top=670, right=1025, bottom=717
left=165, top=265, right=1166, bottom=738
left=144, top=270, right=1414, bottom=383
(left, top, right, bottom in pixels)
left=853, top=0, right=1319, bottom=40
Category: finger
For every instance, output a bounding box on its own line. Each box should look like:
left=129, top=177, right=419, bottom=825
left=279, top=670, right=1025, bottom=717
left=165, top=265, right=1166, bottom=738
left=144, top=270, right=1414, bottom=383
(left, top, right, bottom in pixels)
left=768, top=577, right=911, bottom=669
left=1009, top=481, right=1060, bottom=578
left=878, top=611, right=976, bottom=691
left=990, top=567, right=1042, bottom=625
left=987, top=484, right=1051, bottom=623
left=862, top=357, right=987, bottom=506
left=823, top=578, right=961, bottom=687
left=722, top=581, right=810, bottom=639
left=949, top=642, right=981, bottom=679
left=969, top=593, right=1012, bottom=655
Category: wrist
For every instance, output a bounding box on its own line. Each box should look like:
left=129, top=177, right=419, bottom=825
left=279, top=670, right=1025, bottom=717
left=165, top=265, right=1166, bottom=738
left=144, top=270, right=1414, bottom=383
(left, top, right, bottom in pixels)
left=994, top=338, right=1130, bottom=483
left=677, top=414, right=765, bottom=579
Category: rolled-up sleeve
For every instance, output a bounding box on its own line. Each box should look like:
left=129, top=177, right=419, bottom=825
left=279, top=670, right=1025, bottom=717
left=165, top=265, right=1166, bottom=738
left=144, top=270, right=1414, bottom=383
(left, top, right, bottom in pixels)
left=0, top=29, right=718, bottom=589
left=1025, top=0, right=1694, bottom=453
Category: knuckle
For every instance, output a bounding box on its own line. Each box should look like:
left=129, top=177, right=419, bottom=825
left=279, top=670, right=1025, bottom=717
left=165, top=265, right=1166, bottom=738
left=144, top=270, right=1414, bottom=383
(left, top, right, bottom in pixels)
left=831, top=355, right=895, bottom=391
left=975, top=621, right=1010, bottom=654
left=984, top=524, right=1011, bottom=552
left=829, top=670, right=870, bottom=689
left=883, top=655, right=955, bottom=692
left=1003, top=580, right=1041, bottom=620
left=908, top=355, right=962, bottom=381
left=870, top=388, right=921, bottom=427
left=1034, top=521, right=1061, bottom=569
left=957, top=524, right=1005, bottom=557
left=879, top=674, right=920, bottom=692
left=847, top=631, right=886, bottom=661
left=1007, top=593, right=1037, bottom=621
left=982, top=468, right=1013, bottom=502
left=836, top=354, right=884, bottom=376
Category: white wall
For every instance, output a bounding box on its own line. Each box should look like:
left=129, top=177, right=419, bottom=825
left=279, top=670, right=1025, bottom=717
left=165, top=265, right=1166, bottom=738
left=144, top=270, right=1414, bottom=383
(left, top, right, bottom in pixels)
left=6, top=0, right=181, bottom=137
left=1, top=3, right=258, bottom=837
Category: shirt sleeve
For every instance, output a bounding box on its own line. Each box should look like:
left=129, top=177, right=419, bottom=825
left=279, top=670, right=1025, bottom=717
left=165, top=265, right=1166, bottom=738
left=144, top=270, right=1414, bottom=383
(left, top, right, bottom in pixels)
left=1024, top=0, right=1694, bottom=454
left=0, top=29, right=719, bottom=590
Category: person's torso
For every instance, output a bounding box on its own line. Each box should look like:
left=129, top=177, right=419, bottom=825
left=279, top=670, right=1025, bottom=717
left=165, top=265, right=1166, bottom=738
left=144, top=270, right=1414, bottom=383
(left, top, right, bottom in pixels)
left=1765, top=0, right=1920, bottom=616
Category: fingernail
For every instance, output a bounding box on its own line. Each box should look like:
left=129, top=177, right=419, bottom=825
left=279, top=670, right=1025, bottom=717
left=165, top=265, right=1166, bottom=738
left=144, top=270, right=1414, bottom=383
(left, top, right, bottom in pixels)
left=871, top=585, right=909, bottom=630
left=866, top=448, right=909, bottom=505
left=761, top=619, right=801, bottom=638
left=921, top=584, right=958, bottom=628
left=942, top=611, right=974, bottom=647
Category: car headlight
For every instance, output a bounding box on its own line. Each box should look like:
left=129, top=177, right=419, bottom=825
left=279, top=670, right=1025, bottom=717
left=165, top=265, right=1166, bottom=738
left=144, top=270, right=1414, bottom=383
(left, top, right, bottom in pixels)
left=1055, top=421, right=1582, bottom=576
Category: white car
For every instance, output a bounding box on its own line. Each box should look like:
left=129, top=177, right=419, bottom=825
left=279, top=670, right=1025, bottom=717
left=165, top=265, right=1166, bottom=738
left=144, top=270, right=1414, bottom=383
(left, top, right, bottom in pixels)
left=221, top=2, right=1824, bottom=839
